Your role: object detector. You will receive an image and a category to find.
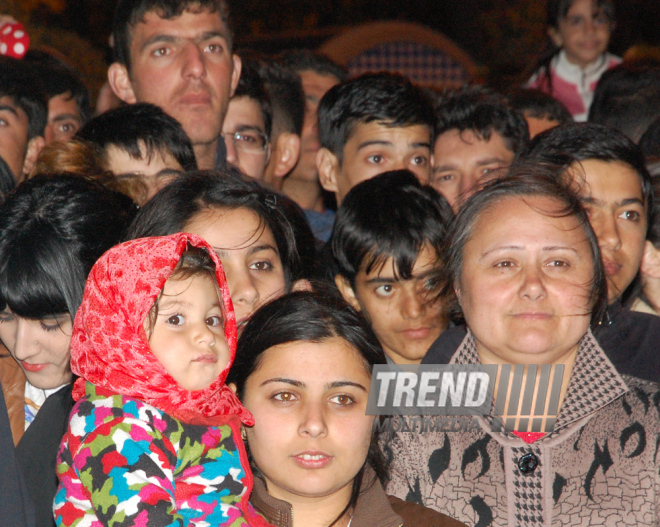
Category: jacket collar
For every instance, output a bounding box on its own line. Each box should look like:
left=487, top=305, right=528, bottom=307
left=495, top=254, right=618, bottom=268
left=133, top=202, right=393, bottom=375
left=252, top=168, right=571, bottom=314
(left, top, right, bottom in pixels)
left=450, top=329, right=629, bottom=433
left=250, top=468, right=402, bottom=527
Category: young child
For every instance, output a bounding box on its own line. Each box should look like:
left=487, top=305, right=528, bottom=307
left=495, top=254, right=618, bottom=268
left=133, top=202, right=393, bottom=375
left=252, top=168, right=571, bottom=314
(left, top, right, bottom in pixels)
left=527, top=0, right=620, bottom=121
left=54, top=233, right=270, bottom=527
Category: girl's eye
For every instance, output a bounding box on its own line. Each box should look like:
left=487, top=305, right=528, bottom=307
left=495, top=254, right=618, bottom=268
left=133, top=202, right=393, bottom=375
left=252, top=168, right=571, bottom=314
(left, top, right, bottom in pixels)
left=368, top=154, right=384, bottom=164
left=273, top=392, right=297, bottom=403
left=330, top=394, right=355, bottom=406
left=375, top=284, right=395, bottom=296
left=206, top=315, right=223, bottom=327
left=0, top=311, right=14, bottom=323
left=620, top=210, right=641, bottom=222
left=411, top=155, right=428, bottom=167
left=166, top=314, right=184, bottom=326
left=40, top=320, right=61, bottom=332
left=250, top=261, right=272, bottom=271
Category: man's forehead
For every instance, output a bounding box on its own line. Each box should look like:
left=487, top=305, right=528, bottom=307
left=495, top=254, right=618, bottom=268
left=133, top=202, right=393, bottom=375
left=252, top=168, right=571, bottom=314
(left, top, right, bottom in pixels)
left=130, top=6, right=229, bottom=42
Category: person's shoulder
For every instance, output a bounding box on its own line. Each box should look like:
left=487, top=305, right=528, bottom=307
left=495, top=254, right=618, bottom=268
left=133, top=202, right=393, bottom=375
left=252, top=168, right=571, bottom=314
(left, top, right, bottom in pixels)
left=421, top=326, right=467, bottom=365
left=388, top=495, right=467, bottom=527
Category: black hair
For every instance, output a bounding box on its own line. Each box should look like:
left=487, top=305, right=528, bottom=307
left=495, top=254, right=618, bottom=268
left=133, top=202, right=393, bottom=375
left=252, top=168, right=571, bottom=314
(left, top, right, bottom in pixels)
left=23, top=51, right=92, bottom=125
left=0, top=155, right=15, bottom=206
left=77, top=103, right=197, bottom=173
left=112, top=0, right=232, bottom=69
left=0, top=175, right=137, bottom=319
left=277, top=49, right=348, bottom=82
left=252, top=56, right=305, bottom=137
left=640, top=117, right=660, bottom=160
left=332, top=170, right=453, bottom=287
left=0, top=56, right=48, bottom=140
left=507, top=88, right=572, bottom=124
left=588, top=63, right=660, bottom=143
left=434, top=85, right=530, bottom=156
left=438, top=164, right=607, bottom=327
left=229, top=289, right=388, bottom=524
left=318, top=72, right=435, bottom=161
left=232, top=58, right=273, bottom=140
left=126, top=169, right=302, bottom=285
left=532, top=0, right=615, bottom=96
left=523, top=122, right=654, bottom=225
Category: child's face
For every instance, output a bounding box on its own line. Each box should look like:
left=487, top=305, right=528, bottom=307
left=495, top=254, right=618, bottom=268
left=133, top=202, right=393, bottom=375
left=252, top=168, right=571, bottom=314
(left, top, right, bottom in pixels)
left=319, top=121, right=432, bottom=204
left=336, top=244, right=448, bottom=364
left=148, top=273, right=230, bottom=391
left=572, top=159, right=647, bottom=304
left=550, top=0, right=612, bottom=69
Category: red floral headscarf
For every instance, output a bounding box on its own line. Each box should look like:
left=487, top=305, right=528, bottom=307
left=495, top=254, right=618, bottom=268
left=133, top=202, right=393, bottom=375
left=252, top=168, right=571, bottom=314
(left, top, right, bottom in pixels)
left=70, top=233, right=254, bottom=427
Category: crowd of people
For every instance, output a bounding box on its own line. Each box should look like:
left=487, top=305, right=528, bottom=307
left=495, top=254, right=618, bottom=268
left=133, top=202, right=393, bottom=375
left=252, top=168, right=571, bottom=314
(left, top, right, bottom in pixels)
left=0, top=0, right=659, bottom=526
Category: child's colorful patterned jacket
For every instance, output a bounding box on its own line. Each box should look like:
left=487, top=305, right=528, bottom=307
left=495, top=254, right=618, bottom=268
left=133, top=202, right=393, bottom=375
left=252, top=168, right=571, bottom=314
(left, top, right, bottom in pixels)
left=54, top=233, right=272, bottom=527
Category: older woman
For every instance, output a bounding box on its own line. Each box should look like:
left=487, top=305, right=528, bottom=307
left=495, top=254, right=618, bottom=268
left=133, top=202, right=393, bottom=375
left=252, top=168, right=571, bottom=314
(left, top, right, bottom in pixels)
left=386, top=167, right=660, bottom=526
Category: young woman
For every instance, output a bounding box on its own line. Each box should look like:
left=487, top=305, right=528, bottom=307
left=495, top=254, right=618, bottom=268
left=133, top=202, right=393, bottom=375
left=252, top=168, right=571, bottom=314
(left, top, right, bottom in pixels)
left=127, top=170, right=303, bottom=330
left=229, top=290, right=465, bottom=527
left=0, top=174, right=136, bottom=527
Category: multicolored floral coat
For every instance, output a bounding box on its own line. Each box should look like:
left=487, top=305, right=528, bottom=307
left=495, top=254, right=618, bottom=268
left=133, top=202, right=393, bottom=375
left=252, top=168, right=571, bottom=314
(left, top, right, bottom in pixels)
left=55, top=382, right=264, bottom=527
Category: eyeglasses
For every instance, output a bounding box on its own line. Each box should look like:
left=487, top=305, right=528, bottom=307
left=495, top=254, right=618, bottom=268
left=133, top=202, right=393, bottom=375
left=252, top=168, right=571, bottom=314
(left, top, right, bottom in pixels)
left=223, top=130, right=269, bottom=154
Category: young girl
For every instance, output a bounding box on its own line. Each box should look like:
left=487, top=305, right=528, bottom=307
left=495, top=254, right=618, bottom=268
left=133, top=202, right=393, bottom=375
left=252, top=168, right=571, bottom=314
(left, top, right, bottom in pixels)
left=527, top=0, right=620, bottom=121
left=54, top=233, right=270, bottom=527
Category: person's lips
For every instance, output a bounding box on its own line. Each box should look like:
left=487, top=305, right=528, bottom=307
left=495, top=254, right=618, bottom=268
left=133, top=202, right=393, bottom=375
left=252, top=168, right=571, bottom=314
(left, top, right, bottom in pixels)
left=193, top=353, right=218, bottom=363
left=21, top=362, right=47, bottom=372
left=292, top=451, right=332, bottom=469
left=602, top=259, right=622, bottom=277
left=401, top=327, right=433, bottom=340
left=179, top=92, right=212, bottom=106
left=511, top=312, right=552, bottom=320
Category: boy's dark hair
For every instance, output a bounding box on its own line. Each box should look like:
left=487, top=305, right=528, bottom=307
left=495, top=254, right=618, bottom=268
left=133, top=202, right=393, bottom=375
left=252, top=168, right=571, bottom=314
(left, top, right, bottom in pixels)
left=0, top=57, right=47, bottom=140
left=434, top=85, right=530, bottom=156
left=233, top=58, right=273, bottom=139
left=252, top=56, right=304, bottom=137
left=0, top=155, right=15, bottom=206
left=640, top=117, right=660, bottom=159
left=112, top=0, right=231, bottom=69
left=332, top=170, right=454, bottom=286
left=507, top=88, right=572, bottom=124
left=318, top=72, right=435, bottom=161
left=588, top=62, right=660, bottom=143
left=77, top=103, right=197, bottom=172
left=23, top=50, right=91, bottom=125
left=277, top=49, right=348, bottom=82
left=522, top=122, right=654, bottom=225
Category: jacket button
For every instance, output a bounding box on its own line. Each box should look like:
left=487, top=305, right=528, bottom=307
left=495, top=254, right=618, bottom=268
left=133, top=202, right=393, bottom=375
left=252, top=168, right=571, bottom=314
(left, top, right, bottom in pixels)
left=517, top=453, right=538, bottom=474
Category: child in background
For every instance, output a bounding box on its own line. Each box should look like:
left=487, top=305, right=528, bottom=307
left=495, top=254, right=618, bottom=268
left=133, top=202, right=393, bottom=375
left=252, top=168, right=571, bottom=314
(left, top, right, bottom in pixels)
left=527, top=0, right=620, bottom=121
left=54, top=233, right=270, bottom=527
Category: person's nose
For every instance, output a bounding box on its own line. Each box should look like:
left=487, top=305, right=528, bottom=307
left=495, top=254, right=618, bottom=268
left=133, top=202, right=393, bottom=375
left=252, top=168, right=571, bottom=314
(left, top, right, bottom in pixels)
left=459, top=172, right=478, bottom=202
left=298, top=400, right=328, bottom=438
left=228, top=267, right=259, bottom=313
left=401, top=285, right=425, bottom=320
left=13, top=320, right=39, bottom=361
left=181, top=42, right=207, bottom=80
left=224, top=133, right=239, bottom=165
left=591, top=213, right=622, bottom=253
left=519, top=265, right=547, bottom=301
left=194, top=320, right=217, bottom=348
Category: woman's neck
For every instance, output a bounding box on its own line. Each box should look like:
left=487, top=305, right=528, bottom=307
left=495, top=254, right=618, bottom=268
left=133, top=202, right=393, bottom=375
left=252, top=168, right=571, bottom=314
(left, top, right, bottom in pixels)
left=266, top=479, right=353, bottom=527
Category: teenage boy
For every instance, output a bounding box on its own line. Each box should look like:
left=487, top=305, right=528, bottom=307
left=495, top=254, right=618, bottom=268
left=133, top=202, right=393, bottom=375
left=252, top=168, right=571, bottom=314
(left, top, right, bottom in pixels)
left=108, top=0, right=241, bottom=170
left=0, top=57, right=47, bottom=182
left=77, top=103, right=197, bottom=202
left=222, top=60, right=272, bottom=182
left=332, top=170, right=454, bottom=364
left=425, top=122, right=660, bottom=383
left=317, top=72, right=435, bottom=206
left=431, top=86, right=529, bottom=210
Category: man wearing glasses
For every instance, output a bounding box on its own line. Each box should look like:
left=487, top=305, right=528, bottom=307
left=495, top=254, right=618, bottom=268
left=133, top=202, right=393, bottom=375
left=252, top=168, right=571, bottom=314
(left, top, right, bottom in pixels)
left=222, top=62, right=272, bottom=182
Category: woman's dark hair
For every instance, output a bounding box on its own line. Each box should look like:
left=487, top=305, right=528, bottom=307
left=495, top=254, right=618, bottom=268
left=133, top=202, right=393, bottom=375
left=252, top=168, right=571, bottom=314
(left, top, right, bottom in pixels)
left=126, top=169, right=302, bottom=286
left=229, top=289, right=387, bottom=526
left=0, top=174, right=137, bottom=318
left=436, top=163, right=607, bottom=328
left=0, top=155, right=16, bottom=207
left=531, top=0, right=615, bottom=95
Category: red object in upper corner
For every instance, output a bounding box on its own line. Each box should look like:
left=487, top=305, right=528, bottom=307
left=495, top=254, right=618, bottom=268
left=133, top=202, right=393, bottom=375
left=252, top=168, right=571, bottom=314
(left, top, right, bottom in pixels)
left=0, top=22, right=29, bottom=59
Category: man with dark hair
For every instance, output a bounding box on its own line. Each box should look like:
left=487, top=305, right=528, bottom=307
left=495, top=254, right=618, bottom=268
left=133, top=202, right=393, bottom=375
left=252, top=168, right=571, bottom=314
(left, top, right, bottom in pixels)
left=0, top=57, right=47, bottom=182
left=24, top=51, right=91, bottom=145
left=107, top=0, right=241, bottom=170
left=507, top=87, right=572, bottom=138
left=254, top=58, right=305, bottom=192
left=221, top=59, right=272, bottom=183
left=278, top=49, right=346, bottom=240
left=431, top=86, right=529, bottom=210
left=588, top=61, right=660, bottom=143
left=77, top=102, right=197, bottom=201
left=332, top=170, right=453, bottom=364
left=317, top=72, right=435, bottom=205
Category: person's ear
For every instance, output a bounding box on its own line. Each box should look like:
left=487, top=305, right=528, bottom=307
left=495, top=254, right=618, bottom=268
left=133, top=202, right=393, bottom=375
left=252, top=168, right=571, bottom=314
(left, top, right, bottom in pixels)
left=335, top=275, right=361, bottom=312
left=22, top=135, right=44, bottom=181
left=108, top=62, right=137, bottom=104
left=641, top=241, right=660, bottom=279
left=271, top=132, right=301, bottom=179
left=228, top=382, right=238, bottom=394
left=229, top=54, right=242, bottom=98
left=317, top=147, right=340, bottom=194
left=548, top=27, right=563, bottom=48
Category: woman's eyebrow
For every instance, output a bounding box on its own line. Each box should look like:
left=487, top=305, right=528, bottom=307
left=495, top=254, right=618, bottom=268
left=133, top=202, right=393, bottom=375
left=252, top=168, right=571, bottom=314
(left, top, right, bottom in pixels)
left=327, top=381, right=368, bottom=392
left=260, top=378, right=304, bottom=387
